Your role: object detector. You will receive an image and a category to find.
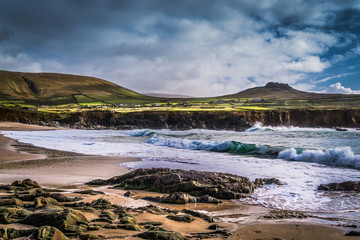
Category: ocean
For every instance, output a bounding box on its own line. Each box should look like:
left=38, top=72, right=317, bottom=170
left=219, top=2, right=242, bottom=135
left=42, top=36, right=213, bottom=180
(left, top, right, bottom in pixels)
left=2, top=123, right=360, bottom=225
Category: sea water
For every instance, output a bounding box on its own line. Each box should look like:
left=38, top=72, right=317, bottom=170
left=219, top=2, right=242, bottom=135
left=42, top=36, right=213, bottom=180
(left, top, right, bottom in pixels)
left=2, top=123, right=360, bottom=224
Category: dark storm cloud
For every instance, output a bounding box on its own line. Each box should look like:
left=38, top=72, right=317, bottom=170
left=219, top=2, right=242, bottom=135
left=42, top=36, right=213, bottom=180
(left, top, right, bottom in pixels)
left=1, top=0, right=360, bottom=96
left=0, top=27, right=12, bottom=43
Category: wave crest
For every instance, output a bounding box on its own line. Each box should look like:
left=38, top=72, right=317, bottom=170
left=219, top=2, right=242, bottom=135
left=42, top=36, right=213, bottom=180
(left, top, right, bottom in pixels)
left=279, top=147, right=360, bottom=169
left=129, top=129, right=155, bottom=137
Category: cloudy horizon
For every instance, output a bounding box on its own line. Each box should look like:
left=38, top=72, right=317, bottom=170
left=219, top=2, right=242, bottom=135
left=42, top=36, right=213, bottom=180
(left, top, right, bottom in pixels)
left=1, top=0, right=360, bottom=97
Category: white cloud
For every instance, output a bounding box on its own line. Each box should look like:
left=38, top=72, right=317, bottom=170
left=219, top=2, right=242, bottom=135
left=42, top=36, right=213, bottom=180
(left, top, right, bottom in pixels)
left=285, top=56, right=330, bottom=72
left=1, top=0, right=359, bottom=97
left=324, top=82, right=360, bottom=94
left=316, top=72, right=357, bottom=83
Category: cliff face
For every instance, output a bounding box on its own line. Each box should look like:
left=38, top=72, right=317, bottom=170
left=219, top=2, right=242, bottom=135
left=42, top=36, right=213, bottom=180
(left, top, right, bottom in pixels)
left=1, top=107, right=359, bottom=130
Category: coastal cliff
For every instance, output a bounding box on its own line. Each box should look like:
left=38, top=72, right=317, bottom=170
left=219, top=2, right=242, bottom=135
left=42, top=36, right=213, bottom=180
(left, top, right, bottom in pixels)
left=1, top=107, right=359, bottom=130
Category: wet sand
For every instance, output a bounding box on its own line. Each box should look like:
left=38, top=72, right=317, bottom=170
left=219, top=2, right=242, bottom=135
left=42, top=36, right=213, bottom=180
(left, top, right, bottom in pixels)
left=0, top=121, right=355, bottom=239
left=0, top=121, right=137, bottom=187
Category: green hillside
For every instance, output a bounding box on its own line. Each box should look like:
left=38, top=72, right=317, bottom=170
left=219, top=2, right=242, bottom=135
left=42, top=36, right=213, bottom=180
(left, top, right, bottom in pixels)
left=0, top=70, right=156, bottom=105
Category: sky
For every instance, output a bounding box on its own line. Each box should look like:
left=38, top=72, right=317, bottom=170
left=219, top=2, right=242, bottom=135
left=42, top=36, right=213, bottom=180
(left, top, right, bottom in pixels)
left=0, top=0, right=360, bottom=97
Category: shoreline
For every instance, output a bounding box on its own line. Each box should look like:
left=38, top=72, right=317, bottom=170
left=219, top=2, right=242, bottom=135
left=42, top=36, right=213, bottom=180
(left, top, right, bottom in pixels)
left=0, top=121, right=356, bottom=239
left=0, top=121, right=138, bottom=187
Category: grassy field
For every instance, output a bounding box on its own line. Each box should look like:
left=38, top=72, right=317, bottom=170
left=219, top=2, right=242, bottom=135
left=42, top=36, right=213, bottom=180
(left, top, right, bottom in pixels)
left=1, top=70, right=360, bottom=113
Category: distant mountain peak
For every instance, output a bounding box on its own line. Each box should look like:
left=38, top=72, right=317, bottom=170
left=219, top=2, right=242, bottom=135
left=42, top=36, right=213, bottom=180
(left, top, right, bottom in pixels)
left=264, top=82, right=292, bottom=90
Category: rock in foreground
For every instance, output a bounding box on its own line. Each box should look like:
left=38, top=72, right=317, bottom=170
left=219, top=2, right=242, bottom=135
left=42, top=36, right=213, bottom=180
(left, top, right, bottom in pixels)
left=87, top=168, right=255, bottom=199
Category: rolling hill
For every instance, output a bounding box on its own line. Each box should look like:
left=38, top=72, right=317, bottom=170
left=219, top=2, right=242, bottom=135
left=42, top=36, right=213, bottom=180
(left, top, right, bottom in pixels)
left=225, top=82, right=347, bottom=100
left=0, top=70, right=156, bottom=105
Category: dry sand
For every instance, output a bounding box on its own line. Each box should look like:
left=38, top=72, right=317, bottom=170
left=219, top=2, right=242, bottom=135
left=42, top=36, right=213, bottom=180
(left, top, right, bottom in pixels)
left=0, top=121, right=356, bottom=239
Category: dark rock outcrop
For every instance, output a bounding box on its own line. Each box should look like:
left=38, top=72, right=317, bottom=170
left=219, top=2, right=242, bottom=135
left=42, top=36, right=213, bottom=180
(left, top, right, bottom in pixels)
left=2, top=106, right=359, bottom=130
left=345, top=230, right=360, bottom=236
left=263, top=210, right=308, bottom=219
left=74, top=190, right=105, bottom=196
left=318, top=181, right=360, bottom=191
left=87, top=168, right=254, bottom=199
left=254, top=178, right=282, bottom=188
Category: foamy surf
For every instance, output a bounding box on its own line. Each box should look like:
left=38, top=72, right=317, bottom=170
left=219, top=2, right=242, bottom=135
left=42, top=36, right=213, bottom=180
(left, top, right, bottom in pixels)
left=1, top=124, right=360, bottom=225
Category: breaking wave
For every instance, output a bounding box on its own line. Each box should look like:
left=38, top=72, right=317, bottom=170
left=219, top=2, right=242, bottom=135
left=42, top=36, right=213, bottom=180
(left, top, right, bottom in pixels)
left=129, top=129, right=155, bottom=137
left=147, top=135, right=360, bottom=169
left=147, top=135, right=283, bottom=156
left=278, top=147, right=360, bottom=169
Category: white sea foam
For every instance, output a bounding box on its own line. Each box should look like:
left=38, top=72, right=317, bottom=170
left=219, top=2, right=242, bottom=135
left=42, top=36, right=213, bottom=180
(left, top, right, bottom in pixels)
left=279, top=147, right=360, bottom=169
left=245, top=122, right=340, bottom=132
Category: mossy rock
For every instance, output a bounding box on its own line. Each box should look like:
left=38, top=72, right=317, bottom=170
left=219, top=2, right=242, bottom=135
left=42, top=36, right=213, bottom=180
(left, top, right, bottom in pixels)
left=90, top=198, right=112, bottom=209
left=0, top=227, right=34, bottom=239
left=99, top=210, right=116, bottom=220
left=20, top=209, right=88, bottom=234
left=36, top=226, right=68, bottom=240
left=0, top=198, right=24, bottom=207
left=167, top=214, right=195, bottom=223
left=125, top=224, right=141, bottom=231
left=34, top=197, right=60, bottom=208
left=0, top=207, right=32, bottom=224
left=119, top=216, right=137, bottom=225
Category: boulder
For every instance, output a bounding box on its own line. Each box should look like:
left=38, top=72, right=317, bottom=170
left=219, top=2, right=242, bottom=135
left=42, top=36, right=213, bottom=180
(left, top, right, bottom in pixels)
left=73, top=190, right=105, bottom=196
left=90, top=198, right=112, bottom=209
left=318, top=181, right=360, bottom=191
left=263, top=210, right=308, bottom=219
left=0, top=227, right=34, bottom=239
left=345, top=231, right=360, bottom=236
left=0, top=198, right=24, bottom=207
left=12, top=179, right=40, bottom=188
left=0, top=207, right=32, bottom=224
left=254, top=178, right=282, bottom=188
left=181, top=209, right=216, bottom=223
left=196, top=195, right=222, bottom=204
left=46, top=194, right=82, bottom=203
left=125, top=224, right=141, bottom=231
left=123, top=191, right=133, bottom=197
left=99, top=210, right=116, bottom=220
left=167, top=214, right=195, bottom=223
left=20, top=209, right=88, bottom=235
left=159, top=192, right=197, bottom=204
left=120, top=216, right=137, bottom=225
left=89, top=168, right=254, bottom=199
left=34, top=197, right=60, bottom=208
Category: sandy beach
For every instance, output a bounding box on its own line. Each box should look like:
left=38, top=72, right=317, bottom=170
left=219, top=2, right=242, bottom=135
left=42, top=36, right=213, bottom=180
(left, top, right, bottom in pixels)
left=0, top=121, right=357, bottom=240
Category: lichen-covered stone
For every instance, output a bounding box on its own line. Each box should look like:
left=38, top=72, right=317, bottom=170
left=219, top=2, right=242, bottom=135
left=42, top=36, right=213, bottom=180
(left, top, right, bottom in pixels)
left=90, top=198, right=112, bottom=209
left=20, top=209, right=88, bottom=234
left=36, top=226, right=68, bottom=240
left=34, top=197, right=60, bottom=208
left=167, top=214, right=195, bottom=223
left=0, top=198, right=24, bottom=207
